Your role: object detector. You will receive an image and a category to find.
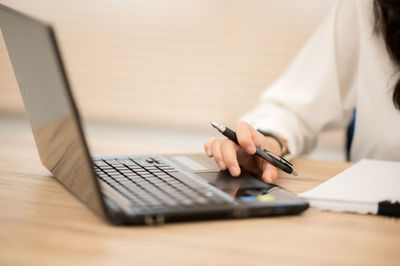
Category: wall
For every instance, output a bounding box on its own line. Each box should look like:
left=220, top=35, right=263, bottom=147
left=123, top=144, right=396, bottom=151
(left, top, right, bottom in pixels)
left=0, top=0, right=337, bottom=129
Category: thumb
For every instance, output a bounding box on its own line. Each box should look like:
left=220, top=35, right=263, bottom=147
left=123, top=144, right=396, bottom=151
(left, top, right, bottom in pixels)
left=261, top=163, right=278, bottom=183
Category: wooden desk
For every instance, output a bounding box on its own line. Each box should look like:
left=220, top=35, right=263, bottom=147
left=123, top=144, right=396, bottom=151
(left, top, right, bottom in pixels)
left=0, top=117, right=399, bottom=266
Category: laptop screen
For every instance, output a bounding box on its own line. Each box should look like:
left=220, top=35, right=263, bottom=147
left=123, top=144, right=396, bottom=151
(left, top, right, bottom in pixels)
left=0, top=4, right=106, bottom=218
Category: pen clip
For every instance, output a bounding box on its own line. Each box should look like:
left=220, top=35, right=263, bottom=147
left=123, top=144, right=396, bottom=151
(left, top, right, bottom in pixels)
left=263, top=148, right=293, bottom=167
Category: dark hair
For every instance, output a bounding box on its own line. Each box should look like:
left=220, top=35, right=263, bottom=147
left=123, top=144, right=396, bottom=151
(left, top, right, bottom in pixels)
left=374, top=0, right=400, bottom=110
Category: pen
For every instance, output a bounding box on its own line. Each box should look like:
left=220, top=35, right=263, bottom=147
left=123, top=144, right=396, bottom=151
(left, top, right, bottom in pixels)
left=210, top=122, right=298, bottom=176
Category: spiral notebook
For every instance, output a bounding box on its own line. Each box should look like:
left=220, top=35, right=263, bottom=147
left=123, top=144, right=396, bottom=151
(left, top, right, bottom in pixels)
left=299, top=159, right=400, bottom=216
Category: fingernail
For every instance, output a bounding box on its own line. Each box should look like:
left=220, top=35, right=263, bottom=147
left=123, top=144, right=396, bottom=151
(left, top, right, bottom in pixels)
left=217, top=161, right=226, bottom=170
left=229, top=166, right=239, bottom=176
left=246, top=145, right=255, bottom=154
left=262, top=174, right=270, bottom=183
left=206, top=149, right=212, bottom=156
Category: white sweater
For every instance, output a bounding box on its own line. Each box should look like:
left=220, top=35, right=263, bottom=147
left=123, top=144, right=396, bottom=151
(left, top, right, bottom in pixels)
left=241, top=0, right=400, bottom=161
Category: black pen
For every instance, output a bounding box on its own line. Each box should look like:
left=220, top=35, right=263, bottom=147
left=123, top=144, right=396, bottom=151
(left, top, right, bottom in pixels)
left=210, top=122, right=298, bottom=176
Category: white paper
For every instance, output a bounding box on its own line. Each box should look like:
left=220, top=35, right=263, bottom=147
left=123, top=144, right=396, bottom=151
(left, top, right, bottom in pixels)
left=298, top=159, right=400, bottom=214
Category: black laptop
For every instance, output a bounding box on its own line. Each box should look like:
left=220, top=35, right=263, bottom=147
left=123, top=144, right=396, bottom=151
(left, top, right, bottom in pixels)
left=0, top=4, right=308, bottom=225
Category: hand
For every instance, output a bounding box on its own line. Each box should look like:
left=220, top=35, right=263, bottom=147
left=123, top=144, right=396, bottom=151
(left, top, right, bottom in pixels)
left=204, top=121, right=284, bottom=183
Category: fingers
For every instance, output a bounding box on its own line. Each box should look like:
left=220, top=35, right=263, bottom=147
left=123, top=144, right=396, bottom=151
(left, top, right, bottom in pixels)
left=205, top=121, right=258, bottom=158
left=261, top=163, right=278, bottom=183
left=235, top=121, right=256, bottom=154
left=204, top=137, right=215, bottom=157
left=204, top=137, right=240, bottom=176
left=204, top=121, right=281, bottom=182
left=221, top=140, right=240, bottom=176
left=211, top=139, right=227, bottom=171
left=236, top=121, right=280, bottom=183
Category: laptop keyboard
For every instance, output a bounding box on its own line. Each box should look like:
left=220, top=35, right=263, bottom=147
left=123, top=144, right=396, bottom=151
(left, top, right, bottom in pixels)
left=93, top=157, right=228, bottom=210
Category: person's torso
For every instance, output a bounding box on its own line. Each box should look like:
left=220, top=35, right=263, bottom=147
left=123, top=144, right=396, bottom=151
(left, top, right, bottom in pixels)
left=351, top=0, right=400, bottom=161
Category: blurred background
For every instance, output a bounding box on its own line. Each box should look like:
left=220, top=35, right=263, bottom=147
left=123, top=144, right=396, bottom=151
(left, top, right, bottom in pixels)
left=0, top=0, right=344, bottom=160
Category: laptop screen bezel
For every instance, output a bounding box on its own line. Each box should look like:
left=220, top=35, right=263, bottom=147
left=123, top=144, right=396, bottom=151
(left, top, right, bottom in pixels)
left=0, top=3, right=110, bottom=221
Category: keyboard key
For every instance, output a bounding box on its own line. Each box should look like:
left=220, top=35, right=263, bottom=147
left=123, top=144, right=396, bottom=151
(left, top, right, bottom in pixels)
left=146, top=158, right=155, bottom=163
left=94, top=157, right=227, bottom=210
left=104, top=159, right=122, bottom=165
left=93, top=160, right=108, bottom=167
left=117, top=159, right=136, bottom=165
left=131, top=158, right=153, bottom=167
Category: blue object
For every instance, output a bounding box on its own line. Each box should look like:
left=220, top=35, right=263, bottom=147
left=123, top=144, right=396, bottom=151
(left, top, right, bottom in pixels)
left=239, top=196, right=258, bottom=202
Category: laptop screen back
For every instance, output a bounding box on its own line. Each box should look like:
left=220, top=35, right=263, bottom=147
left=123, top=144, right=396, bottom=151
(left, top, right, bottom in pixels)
left=0, top=4, right=106, bottom=218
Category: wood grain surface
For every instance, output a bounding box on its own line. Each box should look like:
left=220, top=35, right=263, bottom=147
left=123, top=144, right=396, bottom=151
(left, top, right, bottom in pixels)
left=0, top=116, right=399, bottom=266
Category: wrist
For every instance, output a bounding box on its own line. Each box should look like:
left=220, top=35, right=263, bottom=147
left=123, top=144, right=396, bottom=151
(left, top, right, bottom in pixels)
left=257, top=129, right=289, bottom=156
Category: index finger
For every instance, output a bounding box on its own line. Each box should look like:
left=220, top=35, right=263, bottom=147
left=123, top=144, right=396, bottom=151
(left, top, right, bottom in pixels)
left=236, top=121, right=257, bottom=154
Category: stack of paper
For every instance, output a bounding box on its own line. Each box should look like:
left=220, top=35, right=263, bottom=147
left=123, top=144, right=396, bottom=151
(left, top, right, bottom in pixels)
left=299, top=159, right=400, bottom=215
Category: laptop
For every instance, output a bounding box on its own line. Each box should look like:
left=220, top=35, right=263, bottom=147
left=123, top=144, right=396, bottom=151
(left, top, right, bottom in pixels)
left=0, top=4, right=308, bottom=225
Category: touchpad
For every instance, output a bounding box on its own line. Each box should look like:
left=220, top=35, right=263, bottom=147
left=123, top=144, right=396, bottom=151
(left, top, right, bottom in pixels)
left=197, top=170, right=275, bottom=200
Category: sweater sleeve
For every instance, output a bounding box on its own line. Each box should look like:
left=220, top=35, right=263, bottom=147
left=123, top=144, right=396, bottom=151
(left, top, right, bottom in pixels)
left=240, top=0, right=360, bottom=157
